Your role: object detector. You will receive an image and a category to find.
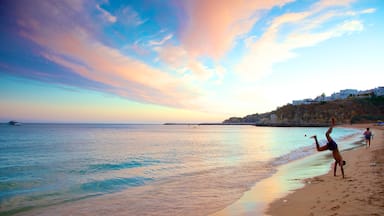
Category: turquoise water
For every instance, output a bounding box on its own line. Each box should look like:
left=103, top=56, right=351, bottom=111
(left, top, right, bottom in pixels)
left=0, top=124, right=362, bottom=215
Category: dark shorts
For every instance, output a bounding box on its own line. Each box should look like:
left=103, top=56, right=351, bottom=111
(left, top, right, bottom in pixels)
left=327, top=140, right=338, bottom=151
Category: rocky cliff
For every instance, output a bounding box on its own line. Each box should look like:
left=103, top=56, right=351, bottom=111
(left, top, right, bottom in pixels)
left=223, top=96, right=384, bottom=126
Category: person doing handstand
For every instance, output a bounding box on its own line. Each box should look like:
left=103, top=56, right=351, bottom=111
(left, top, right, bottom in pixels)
left=311, top=118, right=345, bottom=178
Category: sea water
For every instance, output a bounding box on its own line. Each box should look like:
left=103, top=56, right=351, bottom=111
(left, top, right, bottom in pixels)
left=0, top=124, right=363, bottom=215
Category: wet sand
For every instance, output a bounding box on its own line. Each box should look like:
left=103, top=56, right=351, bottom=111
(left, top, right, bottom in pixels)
left=266, top=124, right=384, bottom=215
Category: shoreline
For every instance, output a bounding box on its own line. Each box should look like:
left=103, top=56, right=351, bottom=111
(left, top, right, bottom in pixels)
left=266, top=123, right=384, bottom=215
left=210, top=123, right=383, bottom=216
left=164, top=122, right=331, bottom=127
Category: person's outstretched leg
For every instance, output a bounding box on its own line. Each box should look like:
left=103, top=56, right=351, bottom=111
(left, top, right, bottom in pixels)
left=326, top=118, right=336, bottom=142
left=311, top=135, right=328, bottom=151
left=326, top=126, right=333, bottom=142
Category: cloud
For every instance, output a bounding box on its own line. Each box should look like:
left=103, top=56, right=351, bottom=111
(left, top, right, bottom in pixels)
left=312, top=0, right=357, bottom=12
left=39, top=34, right=200, bottom=108
left=149, top=34, right=173, bottom=46
left=180, top=0, right=294, bottom=59
left=96, top=4, right=117, bottom=23
left=117, top=5, right=146, bottom=26
left=96, top=3, right=147, bottom=26
left=234, top=12, right=309, bottom=80
left=360, top=8, right=376, bottom=14
left=234, top=0, right=367, bottom=81
left=339, top=20, right=363, bottom=32
left=156, top=44, right=226, bottom=82
left=153, top=0, right=295, bottom=83
left=156, top=45, right=189, bottom=69
left=13, top=0, right=201, bottom=109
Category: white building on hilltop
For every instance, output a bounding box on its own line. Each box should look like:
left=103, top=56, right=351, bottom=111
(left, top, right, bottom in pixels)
left=330, top=89, right=358, bottom=100
left=374, top=87, right=384, bottom=96
left=291, top=87, right=383, bottom=105
left=292, top=98, right=315, bottom=105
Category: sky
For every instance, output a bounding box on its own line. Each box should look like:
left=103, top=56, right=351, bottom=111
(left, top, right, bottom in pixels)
left=0, top=0, right=383, bottom=123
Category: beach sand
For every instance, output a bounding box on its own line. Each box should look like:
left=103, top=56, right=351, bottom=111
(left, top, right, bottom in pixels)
left=266, top=124, right=384, bottom=216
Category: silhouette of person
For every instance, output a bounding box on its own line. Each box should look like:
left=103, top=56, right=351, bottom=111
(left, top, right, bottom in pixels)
left=363, top=128, right=373, bottom=148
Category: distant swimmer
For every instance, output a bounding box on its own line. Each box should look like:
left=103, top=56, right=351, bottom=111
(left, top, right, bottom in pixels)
left=310, top=118, right=345, bottom=178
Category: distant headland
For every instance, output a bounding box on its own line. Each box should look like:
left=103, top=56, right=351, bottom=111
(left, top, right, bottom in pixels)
left=164, top=87, right=384, bottom=127
left=223, top=87, right=384, bottom=126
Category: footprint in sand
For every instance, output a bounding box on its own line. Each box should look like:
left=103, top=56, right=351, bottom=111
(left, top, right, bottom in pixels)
left=330, top=205, right=340, bottom=211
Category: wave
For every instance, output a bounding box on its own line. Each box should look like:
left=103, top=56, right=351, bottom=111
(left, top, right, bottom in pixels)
left=88, top=161, right=144, bottom=171
left=77, top=158, right=164, bottom=174
left=79, top=177, right=153, bottom=194
left=271, top=145, right=315, bottom=166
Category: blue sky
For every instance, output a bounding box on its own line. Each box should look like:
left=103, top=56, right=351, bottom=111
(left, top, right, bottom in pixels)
left=0, top=0, right=383, bottom=123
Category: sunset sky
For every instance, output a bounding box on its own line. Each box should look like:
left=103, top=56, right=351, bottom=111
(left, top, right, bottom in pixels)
left=1, top=0, right=383, bottom=123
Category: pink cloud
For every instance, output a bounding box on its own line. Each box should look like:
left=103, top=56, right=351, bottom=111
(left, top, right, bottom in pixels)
left=180, top=0, right=294, bottom=59
left=313, top=0, right=357, bottom=11
left=15, top=1, right=201, bottom=109
left=43, top=33, right=200, bottom=108
left=157, top=45, right=189, bottom=69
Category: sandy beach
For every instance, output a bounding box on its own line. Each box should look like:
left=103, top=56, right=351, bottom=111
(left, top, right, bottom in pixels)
left=266, top=124, right=384, bottom=216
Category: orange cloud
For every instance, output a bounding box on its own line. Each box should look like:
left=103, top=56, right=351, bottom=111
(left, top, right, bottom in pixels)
left=181, top=0, right=294, bottom=59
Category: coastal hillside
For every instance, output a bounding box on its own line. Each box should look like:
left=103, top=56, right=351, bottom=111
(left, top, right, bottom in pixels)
left=223, top=96, right=384, bottom=126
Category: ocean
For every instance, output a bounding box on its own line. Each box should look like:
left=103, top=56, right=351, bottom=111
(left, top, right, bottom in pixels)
left=0, top=124, right=363, bottom=215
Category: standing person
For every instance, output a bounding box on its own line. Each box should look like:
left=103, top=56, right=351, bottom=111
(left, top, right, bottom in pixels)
left=310, top=118, right=345, bottom=178
left=363, top=128, right=373, bottom=148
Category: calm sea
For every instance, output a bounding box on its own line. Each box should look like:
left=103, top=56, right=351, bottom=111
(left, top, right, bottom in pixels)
left=0, top=124, right=362, bottom=215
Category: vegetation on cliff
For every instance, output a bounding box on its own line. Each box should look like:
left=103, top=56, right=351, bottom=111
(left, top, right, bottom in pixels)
left=223, top=96, right=384, bottom=126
